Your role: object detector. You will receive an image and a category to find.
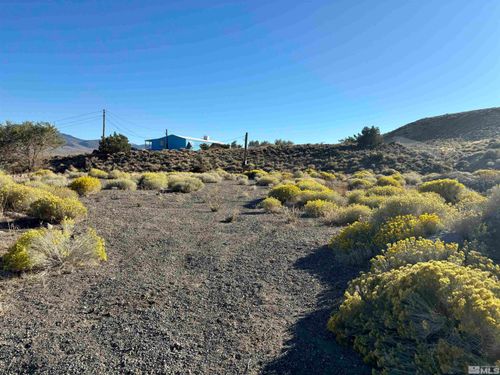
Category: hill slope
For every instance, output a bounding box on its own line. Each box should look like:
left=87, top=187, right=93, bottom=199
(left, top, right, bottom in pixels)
left=53, top=133, right=142, bottom=155
left=385, top=107, right=500, bottom=142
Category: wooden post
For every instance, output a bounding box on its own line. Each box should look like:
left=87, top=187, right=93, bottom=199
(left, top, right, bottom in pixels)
left=165, top=129, right=169, bottom=150
left=102, top=109, right=106, bottom=139
left=243, top=132, right=248, bottom=167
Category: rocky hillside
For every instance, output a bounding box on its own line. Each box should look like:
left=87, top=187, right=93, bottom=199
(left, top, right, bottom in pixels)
left=385, top=107, right=500, bottom=142
left=50, top=143, right=450, bottom=175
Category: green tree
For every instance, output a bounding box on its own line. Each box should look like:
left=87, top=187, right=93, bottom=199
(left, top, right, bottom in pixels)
left=274, top=139, right=294, bottom=146
left=0, top=121, right=64, bottom=171
left=356, top=126, right=383, bottom=148
left=98, top=132, right=131, bottom=154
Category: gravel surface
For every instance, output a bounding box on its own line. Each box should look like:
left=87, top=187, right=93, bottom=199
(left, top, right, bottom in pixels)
left=0, top=182, right=370, bottom=374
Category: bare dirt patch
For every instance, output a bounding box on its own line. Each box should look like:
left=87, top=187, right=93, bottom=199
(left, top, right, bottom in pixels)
left=0, top=181, right=369, bottom=374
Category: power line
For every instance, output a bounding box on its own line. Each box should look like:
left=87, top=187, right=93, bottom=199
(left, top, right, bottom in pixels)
left=55, top=116, right=102, bottom=130
left=106, top=111, right=158, bottom=132
left=107, top=118, right=148, bottom=139
left=53, top=111, right=101, bottom=123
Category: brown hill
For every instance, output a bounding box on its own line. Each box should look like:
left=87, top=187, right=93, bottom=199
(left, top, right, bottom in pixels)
left=385, top=107, right=500, bottom=142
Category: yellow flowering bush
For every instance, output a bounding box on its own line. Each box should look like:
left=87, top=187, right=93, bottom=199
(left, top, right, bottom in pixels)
left=0, top=183, right=51, bottom=212
left=296, top=189, right=343, bottom=206
left=324, top=204, right=372, bottom=226
left=329, top=221, right=376, bottom=264
left=418, top=178, right=466, bottom=204
left=3, top=220, right=106, bottom=271
left=372, top=191, right=455, bottom=224
left=328, top=260, right=500, bottom=374
left=69, top=176, right=102, bottom=196
left=168, top=175, right=204, bottom=193
left=348, top=178, right=375, bottom=190
left=108, top=169, right=130, bottom=179
left=304, top=199, right=337, bottom=218
left=196, top=172, right=222, bottom=183
left=320, top=171, right=336, bottom=181
left=376, top=175, right=402, bottom=187
left=138, top=172, right=168, bottom=190
left=29, top=195, right=87, bottom=223
left=365, top=185, right=404, bottom=196
left=373, top=214, right=444, bottom=248
left=295, top=179, right=327, bottom=192
left=88, top=168, right=109, bottom=179
left=268, top=184, right=302, bottom=203
left=260, top=197, right=283, bottom=213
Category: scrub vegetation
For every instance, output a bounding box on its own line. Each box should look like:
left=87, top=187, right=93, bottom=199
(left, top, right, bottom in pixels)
left=0, top=160, right=498, bottom=374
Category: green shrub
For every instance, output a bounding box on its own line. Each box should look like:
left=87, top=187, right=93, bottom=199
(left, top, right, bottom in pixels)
left=104, top=179, right=137, bottom=191
left=3, top=220, right=106, bottom=271
left=324, top=204, right=372, bottom=226
left=69, top=176, right=102, bottom=196
left=138, top=172, right=168, bottom=190
left=260, top=197, right=283, bottom=213
left=328, top=260, right=500, bottom=374
left=88, top=168, right=109, bottom=179
left=168, top=176, right=204, bottom=193
left=329, top=221, right=376, bottom=264
left=268, top=184, right=302, bottom=203
left=418, top=178, right=466, bottom=204
left=98, top=132, right=131, bottom=154
left=29, top=196, right=87, bottom=223
left=244, top=169, right=268, bottom=179
left=304, top=199, right=337, bottom=218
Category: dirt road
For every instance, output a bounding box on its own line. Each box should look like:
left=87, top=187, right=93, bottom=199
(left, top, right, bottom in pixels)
left=0, top=182, right=370, bottom=374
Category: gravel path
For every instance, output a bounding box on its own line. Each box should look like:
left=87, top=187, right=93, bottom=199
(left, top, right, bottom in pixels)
left=0, top=182, right=370, bottom=374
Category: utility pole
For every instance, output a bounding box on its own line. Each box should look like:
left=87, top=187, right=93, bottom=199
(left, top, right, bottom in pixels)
left=102, top=109, right=106, bottom=139
left=165, top=129, right=169, bottom=150
left=243, top=132, right=248, bottom=167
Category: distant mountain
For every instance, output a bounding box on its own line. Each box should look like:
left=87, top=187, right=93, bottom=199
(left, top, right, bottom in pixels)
left=53, top=133, right=143, bottom=155
left=385, top=107, right=500, bottom=142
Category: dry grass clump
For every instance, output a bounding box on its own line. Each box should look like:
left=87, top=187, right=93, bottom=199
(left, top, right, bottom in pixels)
left=168, top=175, right=204, bottom=193
left=0, top=171, right=13, bottom=188
left=108, top=169, right=130, bottom=179
left=138, top=172, right=168, bottom=190
left=323, top=204, right=372, bottom=226
left=196, top=172, right=222, bottom=183
left=348, top=178, right=375, bottom=190
left=260, top=197, right=283, bottom=213
left=3, top=220, right=106, bottom=272
left=236, top=174, right=249, bottom=185
left=88, top=168, right=109, bottom=179
left=304, top=199, right=337, bottom=218
left=104, top=179, right=137, bottom=191
left=69, top=176, right=102, bottom=196
left=256, top=175, right=281, bottom=186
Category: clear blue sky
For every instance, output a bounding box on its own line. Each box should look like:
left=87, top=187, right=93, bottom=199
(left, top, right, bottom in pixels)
left=1, top=0, right=499, bottom=145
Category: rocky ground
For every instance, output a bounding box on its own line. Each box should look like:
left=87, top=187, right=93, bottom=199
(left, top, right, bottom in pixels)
left=0, top=181, right=370, bottom=374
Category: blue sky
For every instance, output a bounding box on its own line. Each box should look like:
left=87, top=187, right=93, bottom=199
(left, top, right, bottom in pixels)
left=1, top=0, right=499, bottom=145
